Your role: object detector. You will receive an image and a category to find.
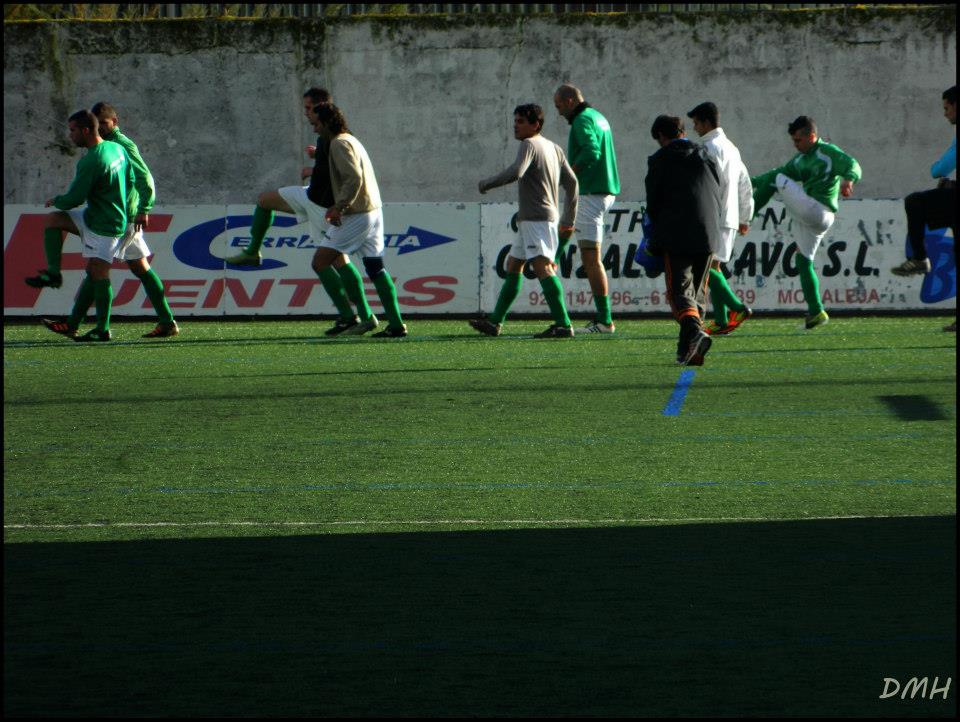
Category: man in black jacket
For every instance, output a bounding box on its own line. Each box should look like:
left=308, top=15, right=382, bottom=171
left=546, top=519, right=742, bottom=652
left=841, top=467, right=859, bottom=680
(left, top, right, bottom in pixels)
left=645, top=115, right=722, bottom=365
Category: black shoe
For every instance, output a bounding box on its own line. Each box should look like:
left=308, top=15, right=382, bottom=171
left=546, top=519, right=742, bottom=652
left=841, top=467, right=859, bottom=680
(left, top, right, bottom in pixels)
left=681, top=330, right=712, bottom=365
left=534, top=324, right=574, bottom=338
left=325, top=316, right=360, bottom=336
left=73, top=329, right=111, bottom=343
left=469, top=318, right=502, bottom=337
left=25, top=270, right=63, bottom=289
left=371, top=324, right=408, bottom=338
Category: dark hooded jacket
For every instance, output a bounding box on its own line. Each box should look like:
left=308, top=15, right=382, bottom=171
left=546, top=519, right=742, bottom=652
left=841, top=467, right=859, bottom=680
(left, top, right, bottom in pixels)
left=644, top=138, right=722, bottom=256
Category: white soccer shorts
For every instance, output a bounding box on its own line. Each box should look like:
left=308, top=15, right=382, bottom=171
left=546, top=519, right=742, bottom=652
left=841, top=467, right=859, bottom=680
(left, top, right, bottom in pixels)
left=320, top=207, right=385, bottom=258
left=510, top=220, right=559, bottom=261
left=67, top=208, right=122, bottom=263
left=115, top=224, right=151, bottom=261
left=576, top=194, right=615, bottom=245
left=277, top=184, right=332, bottom=245
left=775, top=173, right=835, bottom=260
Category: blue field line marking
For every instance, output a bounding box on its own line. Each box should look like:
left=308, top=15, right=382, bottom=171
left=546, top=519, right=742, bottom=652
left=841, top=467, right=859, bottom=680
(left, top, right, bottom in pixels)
left=663, top=369, right=696, bottom=416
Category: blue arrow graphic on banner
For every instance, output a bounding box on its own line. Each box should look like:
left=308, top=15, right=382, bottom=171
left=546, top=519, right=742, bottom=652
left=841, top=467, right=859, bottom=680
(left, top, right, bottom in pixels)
left=389, top=226, right=457, bottom=255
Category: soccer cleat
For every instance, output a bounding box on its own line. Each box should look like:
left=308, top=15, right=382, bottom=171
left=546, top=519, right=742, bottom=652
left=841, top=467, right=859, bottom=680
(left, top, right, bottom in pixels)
left=703, top=320, right=730, bottom=336
left=342, top=314, right=379, bottom=336
left=890, top=258, right=931, bottom=276
left=469, top=318, right=502, bottom=337
left=225, top=250, right=262, bottom=266
left=681, top=330, right=712, bottom=365
left=41, top=318, right=77, bottom=338
left=25, top=270, right=63, bottom=289
left=804, top=310, right=830, bottom=329
left=721, top=306, right=753, bottom=335
left=533, top=324, right=574, bottom=339
left=579, top=320, right=615, bottom=334
left=944, top=321, right=957, bottom=332
left=73, top=329, right=111, bottom=343
left=324, top=316, right=360, bottom=336
left=371, top=324, right=408, bottom=338
left=142, top=322, right=179, bottom=338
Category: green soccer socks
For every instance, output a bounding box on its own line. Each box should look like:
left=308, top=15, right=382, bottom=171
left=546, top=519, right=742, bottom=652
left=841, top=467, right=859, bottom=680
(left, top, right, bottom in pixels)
left=490, top=272, right=523, bottom=325
left=708, top=268, right=746, bottom=327
left=336, top=262, right=373, bottom=322
left=67, top=276, right=96, bottom=330
left=135, top=268, right=175, bottom=325
left=796, top=255, right=824, bottom=316
left=594, top=294, right=613, bottom=325
left=92, top=278, right=113, bottom=333
left=245, top=204, right=275, bottom=256
left=372, top=272, right=405, bottom=330
left=318, top=266, right=355, bottom=320
left=540, top=275, right=571, bottom=328
left=43, top=228, right=64, bottom=274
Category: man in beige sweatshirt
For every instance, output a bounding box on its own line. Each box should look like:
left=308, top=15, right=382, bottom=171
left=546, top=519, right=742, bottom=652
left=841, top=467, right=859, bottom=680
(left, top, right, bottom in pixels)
left=312, top=103, right=407, bottom=338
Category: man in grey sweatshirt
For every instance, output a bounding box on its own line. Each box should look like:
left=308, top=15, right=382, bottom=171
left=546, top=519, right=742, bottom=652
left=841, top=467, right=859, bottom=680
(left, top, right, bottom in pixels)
left=471, top=103, right=579, bottom=338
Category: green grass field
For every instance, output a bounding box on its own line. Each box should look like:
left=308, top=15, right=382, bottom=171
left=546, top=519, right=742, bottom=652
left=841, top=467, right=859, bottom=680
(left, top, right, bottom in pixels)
left=4, top=316, right=957, bottom=717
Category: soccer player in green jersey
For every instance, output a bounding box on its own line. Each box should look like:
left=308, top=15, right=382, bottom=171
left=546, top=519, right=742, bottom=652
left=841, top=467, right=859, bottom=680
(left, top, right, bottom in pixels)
left=38, top=110, right=134, bottom=342
left=224, top=87, right=359, bottom=336
left=553, top=84, right=621, bottom=334
left=751, top=116, right=862, bottom=329
left=35, top=103, right=178, bottom=338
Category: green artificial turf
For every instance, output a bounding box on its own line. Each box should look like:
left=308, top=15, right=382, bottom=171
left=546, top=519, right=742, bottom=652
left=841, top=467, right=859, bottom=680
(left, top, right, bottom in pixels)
left=4, top=316, right=957, bottom=717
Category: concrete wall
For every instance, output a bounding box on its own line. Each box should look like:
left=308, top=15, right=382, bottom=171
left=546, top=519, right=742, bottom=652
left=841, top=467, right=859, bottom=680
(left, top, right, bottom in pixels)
left=4, top=8, right=956, bottom=207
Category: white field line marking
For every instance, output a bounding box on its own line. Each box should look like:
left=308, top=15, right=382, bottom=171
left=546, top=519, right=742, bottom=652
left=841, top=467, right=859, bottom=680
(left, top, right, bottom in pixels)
left=3, top=514, right=943, bottom=530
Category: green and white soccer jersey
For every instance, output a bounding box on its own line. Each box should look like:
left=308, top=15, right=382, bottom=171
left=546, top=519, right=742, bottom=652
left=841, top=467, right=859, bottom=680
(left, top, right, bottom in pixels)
left=567, top=107, right=620, bottom=196
left=53, top=141, right=133, bottom=237
left=102, top=127, right=156, bottom=217
left=752, top=139, right=861, bottom=214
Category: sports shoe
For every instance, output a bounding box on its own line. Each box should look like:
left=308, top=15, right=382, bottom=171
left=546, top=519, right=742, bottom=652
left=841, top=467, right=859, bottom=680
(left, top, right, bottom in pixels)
left=324, top=316, right=360, bottom=336
left=804, top=310, right=830, bottom=329
left=944, top=320, right=957, bottom=332
left=73, top=329, right=111, bottom=343
left=342, top=314, right=378, bottom=336
left=579, top=320, right=615, bottom=334
left=142, top=321, right=179, bottom=338
left=724, top=306, right=753, bottom=334
left=703, top=320, right=729, bottom=336
left=371, top=324, right=408, bottom=338
left=681, top=330, right=712, bottom=365
left=25, top=270, right=63, bottom=289
left=41, top=318, right=77, bottom=338
left=533, top=324, right=574, bottom=338
left=225, top=250, right=262, bottom=266
left=469, top=318, right=502, bottom=337
left=890, top=258, right=931, bottom=276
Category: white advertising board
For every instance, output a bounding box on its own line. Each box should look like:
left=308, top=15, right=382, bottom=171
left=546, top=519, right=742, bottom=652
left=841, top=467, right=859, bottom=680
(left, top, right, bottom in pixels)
left=4, top=203, right=481, bottom=316
left=479, top=200, right=955, bottom=314
left=5, top=200, right=954, bottom=316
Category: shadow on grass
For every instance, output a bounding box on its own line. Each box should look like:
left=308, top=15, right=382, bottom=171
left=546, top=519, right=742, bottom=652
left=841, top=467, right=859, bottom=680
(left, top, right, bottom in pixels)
left=4, top=516, right=956, bottom=717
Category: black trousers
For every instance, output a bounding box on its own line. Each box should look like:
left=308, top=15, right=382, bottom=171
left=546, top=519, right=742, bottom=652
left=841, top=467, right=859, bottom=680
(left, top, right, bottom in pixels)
left=663, top=251, right=713, bottom=352
left=905, top=185, right=956, bottom=260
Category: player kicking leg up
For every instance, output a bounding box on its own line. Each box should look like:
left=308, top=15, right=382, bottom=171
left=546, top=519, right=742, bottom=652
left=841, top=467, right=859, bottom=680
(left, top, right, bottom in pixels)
left=231, top=189, right=359, bottom=335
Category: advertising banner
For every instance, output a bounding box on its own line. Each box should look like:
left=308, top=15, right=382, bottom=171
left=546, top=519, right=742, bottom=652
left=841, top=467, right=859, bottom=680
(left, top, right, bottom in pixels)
left=479, top=200, right=955, bottom=314
left=5, top=200, right=954, bottom=316
left=4, top=203, right=481, bottom=316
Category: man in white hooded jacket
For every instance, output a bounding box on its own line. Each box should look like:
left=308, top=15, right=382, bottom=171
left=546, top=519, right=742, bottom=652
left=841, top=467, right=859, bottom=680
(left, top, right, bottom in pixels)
left=687, top=102, right=755, bottom=335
